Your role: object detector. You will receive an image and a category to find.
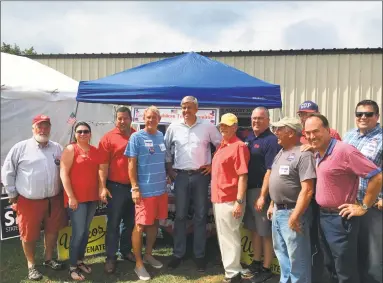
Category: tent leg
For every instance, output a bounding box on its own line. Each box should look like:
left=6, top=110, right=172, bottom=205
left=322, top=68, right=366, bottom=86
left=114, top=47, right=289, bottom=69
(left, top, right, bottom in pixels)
left=69, top=101, right=80, bottom=143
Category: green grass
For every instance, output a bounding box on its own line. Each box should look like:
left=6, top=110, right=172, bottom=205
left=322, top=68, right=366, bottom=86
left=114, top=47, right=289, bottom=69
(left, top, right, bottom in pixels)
left=1, top=235, right=281, bottom=283
left=0, top=236, right=225, bottom=283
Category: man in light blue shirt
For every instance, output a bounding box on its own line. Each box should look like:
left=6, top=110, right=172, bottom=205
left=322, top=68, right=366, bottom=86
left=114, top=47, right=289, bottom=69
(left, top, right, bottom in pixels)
left=164, top=96, right=222, bottom=272
left=125, top=106, right=167, bottom=281
left=343, top=99, right=382, bottom=283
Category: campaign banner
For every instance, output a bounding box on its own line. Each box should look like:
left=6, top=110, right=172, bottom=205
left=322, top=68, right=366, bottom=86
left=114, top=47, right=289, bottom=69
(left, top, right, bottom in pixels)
left=240, top=224, right=280, bottom=275
left=0, top=197, right=19, bottom=240
left=57, top=215, right=107, bottom=261
left=132, top=106, right=219, bottom=125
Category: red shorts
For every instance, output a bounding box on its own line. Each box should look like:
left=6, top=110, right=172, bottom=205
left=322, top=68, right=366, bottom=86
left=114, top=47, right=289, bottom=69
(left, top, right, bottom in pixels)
left=15, top=193, right=67, bottom=242
left=135, top=193, right=168, bottom=225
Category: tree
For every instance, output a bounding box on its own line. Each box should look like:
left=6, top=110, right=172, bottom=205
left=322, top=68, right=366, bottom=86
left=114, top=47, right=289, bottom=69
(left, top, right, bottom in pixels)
left=1, top=42, right=37, bottom=55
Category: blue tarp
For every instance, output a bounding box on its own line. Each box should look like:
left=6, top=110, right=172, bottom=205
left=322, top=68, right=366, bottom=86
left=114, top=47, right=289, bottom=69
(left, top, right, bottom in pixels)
left=77, top=52, right=282, bottom=108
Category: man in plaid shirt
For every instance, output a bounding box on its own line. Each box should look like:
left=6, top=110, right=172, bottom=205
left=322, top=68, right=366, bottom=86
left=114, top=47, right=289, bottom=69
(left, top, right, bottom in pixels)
left=344, top=99, right=382, bottom=283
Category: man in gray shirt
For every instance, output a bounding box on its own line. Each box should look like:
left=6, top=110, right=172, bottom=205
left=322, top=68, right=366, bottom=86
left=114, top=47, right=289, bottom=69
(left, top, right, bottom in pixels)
left=266, top=117, right=316, bottom=283
left=164, top=96, right=222, bottom=272
left=1, top=115, right=66, bottom=281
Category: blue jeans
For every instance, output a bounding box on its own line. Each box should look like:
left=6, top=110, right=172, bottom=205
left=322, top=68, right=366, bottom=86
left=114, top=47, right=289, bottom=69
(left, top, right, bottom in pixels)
left=272, top=206, right=312, bottom=283
left=173, top=172, right=210, bottom=259
left=319, top=211, right=360, bottom=283
left=105, top=181, right=135, bottom=259
left=357, top=207, right=382, bottom=283
left=68, top=201, right=98, bottom=267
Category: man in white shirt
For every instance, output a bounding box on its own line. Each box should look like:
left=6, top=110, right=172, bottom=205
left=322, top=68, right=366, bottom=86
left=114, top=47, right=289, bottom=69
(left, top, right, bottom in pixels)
left=164, top=96, right=222, bottom=272
left=1, top=115, right=66, bottom=281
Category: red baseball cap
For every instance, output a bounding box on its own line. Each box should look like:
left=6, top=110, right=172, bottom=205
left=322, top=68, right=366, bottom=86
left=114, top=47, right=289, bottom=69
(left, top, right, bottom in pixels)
left=32, top=114, right=51, bottom=125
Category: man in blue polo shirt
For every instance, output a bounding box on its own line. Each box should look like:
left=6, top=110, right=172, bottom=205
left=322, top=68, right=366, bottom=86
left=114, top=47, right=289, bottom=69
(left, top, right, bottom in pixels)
left=344, top=99, right=382, bottom=283
left=125, top=106, right=168, bottom=281
left=244, top=107, right=281, bottom=283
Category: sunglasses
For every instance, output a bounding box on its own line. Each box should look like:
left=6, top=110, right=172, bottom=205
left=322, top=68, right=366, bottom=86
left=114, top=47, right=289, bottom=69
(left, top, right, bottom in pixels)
left=355, top=112, right=375, bottom=118
left=76, top=130, right=90, bottom=134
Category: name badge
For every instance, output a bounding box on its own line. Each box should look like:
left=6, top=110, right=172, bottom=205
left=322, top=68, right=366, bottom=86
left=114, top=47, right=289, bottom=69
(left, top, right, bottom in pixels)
left=159, top=144, right=166, bottom=151
left=279, top=165, right=290, bottom=175
left=361, top=141, right=377, bottom=159
left=144, top=140, right=153, bottom=147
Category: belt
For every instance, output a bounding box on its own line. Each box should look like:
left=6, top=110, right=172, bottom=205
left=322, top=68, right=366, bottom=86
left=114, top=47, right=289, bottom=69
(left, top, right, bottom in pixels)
left=106, top=180, right=131, bottom=188
left=320, top=207, right=341, bottom=214
left=174, top=169, right=201, bottom=175
left=275, top=203, right=296, bottom=210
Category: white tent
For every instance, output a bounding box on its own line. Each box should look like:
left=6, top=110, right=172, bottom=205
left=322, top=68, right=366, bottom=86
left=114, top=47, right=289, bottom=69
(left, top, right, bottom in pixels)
left=1, top=52, right=115, bottom=165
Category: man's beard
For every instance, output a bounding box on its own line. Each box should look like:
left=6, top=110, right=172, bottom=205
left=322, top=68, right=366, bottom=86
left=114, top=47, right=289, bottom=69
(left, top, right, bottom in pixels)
left=34, top=134, right=50, bottom=143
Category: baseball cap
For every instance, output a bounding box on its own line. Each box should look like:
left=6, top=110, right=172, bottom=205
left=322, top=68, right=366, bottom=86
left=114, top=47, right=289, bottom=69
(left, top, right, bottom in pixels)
left=297, top=101, right=319, bottom=113
left=32, top=114, right=51, bottom=125
left=219, top=113, right=238, bottom=126
left=271, top=117, right=302, bottom=132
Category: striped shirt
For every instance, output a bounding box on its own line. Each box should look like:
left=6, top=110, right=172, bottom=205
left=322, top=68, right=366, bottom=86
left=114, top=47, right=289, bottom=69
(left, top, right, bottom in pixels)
left=164, top=118, right=222, bottom=170
left=343, top=124, right=383, bottom=202
left=1, top=138, right=63, bottom=199
left=124, top=130, right=166, bottom=198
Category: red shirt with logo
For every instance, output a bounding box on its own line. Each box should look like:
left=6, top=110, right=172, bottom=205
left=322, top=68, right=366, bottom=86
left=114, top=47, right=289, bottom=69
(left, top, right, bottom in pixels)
left=98, top=127, right=135, bottom=184
left=64, top=144, right=102, bottom=207
left=211, top=136, right=250, bottom=203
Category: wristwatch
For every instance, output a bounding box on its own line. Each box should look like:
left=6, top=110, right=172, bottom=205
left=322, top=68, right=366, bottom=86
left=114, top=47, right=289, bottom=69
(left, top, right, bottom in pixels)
left=361, top=203, right=369, bottom=211
left=236, top=199, right=244, bottom=205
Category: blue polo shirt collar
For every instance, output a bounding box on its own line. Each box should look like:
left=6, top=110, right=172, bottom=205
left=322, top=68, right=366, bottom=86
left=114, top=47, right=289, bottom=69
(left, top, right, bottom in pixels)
left=316, top=138, right=337, bottom=165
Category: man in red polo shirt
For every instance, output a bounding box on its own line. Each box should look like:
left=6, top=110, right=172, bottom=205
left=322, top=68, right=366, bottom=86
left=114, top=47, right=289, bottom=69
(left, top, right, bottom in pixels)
left=211, top=113, right=252, bottom=283
left=297, top=101, right=341, bottom=144
left=98, top=106, right=136, bottom=273
left=305, top=113, right=382, bottom=283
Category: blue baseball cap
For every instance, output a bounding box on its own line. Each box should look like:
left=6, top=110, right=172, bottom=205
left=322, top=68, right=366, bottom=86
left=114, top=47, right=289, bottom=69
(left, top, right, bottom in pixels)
left=297, top=101, right=319, bottom=113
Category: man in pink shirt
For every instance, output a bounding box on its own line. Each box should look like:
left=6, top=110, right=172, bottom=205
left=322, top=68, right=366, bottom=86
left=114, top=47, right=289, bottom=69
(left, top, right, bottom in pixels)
left=304, top=113, right=382, bottom=283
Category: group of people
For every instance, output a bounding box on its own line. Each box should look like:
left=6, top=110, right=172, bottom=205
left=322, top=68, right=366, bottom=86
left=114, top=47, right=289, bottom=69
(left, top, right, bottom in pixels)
left=1, top=96, right=382, bottom=283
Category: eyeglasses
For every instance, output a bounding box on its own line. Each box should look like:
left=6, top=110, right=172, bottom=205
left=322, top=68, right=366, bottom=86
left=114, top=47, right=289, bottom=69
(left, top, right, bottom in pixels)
left=297, top=112, right=310, bottom=117
left=355, top=112, right=375, bottom=118
left=76, top=130, right=90, bottom=134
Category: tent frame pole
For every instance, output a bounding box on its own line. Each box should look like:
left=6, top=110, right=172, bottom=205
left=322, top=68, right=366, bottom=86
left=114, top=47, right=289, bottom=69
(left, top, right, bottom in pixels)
left=69, top=101, right=80, bottom=143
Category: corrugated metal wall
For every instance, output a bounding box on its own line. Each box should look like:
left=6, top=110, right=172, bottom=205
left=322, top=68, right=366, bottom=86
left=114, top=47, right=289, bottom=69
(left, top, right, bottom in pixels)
left=33, top=53, right=382, bottom=137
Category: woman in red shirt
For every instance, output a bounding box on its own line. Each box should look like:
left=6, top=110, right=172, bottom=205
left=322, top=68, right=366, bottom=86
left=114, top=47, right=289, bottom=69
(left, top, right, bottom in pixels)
left=60, top=122, right=101, bottom=281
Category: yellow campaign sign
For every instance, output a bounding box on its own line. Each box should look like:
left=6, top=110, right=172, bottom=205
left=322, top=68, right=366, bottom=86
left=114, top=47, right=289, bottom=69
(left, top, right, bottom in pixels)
left=240, top=225, right=280, bottom=275
left=57, top=215, right=107, bottom=261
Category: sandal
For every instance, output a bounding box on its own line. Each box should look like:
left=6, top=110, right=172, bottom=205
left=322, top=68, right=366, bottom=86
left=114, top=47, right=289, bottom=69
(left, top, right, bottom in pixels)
left=77, top=262, right=91, bottom=274
left=69, top=267, right=85, bottom=281
left=43, top=259, right=64, bottom=270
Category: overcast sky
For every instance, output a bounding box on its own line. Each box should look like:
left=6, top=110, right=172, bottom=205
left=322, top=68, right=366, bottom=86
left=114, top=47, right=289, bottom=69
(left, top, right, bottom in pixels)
left=1, top=1, right=382, bottom=54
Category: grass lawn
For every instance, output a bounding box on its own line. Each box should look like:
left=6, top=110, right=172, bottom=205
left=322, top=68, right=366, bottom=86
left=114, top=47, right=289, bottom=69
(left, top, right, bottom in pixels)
left=1, top=234, right=282, bottom=283
left=0, top=234, right=280, bottom=283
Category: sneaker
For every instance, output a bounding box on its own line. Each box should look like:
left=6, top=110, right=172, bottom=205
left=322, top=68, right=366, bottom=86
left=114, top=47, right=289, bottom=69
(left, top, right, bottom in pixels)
left=104, top=258, right=117, bottom=274
left=250, top=268, right=273, bottom=283
left=194, top=257, right=206, bottom=272
left=28, top=266, right=43, bottom=281
left=167, top=256, right=183, bottom=270
left=143, top=254, right=163, bottom=269
left=134, top=266, right=151, bottom=281
left=249, top=260, right=261, bottom=274
left=222, top=272, right=242, bottom=283
left=43, top=259, right=64, bottom=270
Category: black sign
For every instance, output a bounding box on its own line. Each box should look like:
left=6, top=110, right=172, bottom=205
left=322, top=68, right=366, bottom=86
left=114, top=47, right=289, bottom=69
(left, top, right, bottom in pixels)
left=94, top=201, right=107, bottom=216
left=1, top=197, right=20, bottom=240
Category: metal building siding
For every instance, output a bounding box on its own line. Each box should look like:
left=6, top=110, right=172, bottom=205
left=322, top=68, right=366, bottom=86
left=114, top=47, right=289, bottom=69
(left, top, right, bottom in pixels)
left=33, top=52, right=382, bottom=137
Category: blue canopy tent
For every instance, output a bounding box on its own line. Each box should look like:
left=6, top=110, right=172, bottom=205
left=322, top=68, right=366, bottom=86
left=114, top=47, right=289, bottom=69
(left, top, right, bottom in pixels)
left=76, top=52, right=282, bottom=108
